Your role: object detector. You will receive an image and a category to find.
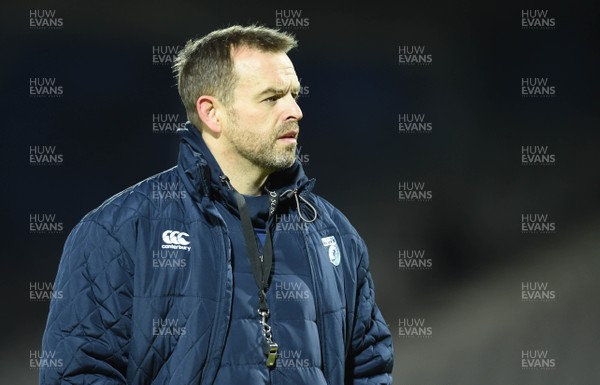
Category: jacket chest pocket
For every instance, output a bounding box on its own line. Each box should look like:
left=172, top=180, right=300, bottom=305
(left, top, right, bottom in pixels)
left=307, top=230, right=348, bottom=313
left=134, top=221, right=227, bottom=300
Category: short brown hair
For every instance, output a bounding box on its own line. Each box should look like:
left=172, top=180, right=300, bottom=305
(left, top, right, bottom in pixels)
left=172, top=24, right=298, bottom=129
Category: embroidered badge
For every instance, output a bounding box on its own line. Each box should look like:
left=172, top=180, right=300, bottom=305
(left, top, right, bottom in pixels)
left=321, top=236, right=341, bottom=266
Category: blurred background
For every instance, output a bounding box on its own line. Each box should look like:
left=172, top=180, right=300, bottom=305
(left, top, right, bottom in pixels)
left=1, top=0, right=599, bottom=384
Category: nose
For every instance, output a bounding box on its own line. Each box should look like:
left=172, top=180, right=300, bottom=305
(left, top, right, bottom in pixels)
left=284, top=94, right=303, bottom=121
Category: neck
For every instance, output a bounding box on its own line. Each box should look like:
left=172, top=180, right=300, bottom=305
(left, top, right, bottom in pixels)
left=202, top=133, right=271, bottom=196
left=224, top=163, right=270, bottom=196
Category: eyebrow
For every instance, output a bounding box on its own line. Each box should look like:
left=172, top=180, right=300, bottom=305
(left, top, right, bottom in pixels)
left=257, top=83, right=301, bottom=98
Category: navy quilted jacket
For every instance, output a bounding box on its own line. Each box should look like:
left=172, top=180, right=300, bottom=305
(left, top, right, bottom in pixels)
left=40, top=124, right=394, bottom=385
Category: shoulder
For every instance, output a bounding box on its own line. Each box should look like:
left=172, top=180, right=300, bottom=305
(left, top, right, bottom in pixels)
left=309, top=193, right=364, bottom=244
left=305, top=192, right=374, bottom=277
left=79, top=166, right=181, bottom=232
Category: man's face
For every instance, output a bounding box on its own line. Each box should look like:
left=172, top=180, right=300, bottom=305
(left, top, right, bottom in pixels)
left=221, top=47, right=303, bottom=173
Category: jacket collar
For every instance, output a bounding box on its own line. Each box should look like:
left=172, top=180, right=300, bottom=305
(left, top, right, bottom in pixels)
left=176, top=122, right=315, bottom=207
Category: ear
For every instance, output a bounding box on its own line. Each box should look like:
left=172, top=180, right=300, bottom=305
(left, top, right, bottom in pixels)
left=196, top=95, right=222, bottom=134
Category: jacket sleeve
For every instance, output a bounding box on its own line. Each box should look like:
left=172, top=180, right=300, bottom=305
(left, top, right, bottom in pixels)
left=347, top=236, right=394, bottom=384
left=40, top=219, right=134, bottom=385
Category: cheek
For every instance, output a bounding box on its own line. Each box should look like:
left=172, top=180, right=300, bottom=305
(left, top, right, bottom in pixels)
left=232, top=104, right=281, bottom=136
left=246, top=115, right=279, bottom=137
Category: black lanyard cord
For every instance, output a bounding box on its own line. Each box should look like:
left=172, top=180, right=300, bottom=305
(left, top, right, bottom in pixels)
left=233, top=190, right=277, bottom=312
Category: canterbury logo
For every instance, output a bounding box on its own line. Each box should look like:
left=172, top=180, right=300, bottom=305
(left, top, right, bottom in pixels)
left=161, top=230, right=191, bottom=251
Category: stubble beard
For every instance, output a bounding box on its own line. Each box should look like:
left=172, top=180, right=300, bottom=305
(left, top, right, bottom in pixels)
left=226, top=111, right=299, bottom=172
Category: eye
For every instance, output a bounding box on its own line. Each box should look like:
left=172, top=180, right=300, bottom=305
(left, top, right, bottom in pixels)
left=263, top=95, right=281, bottom=103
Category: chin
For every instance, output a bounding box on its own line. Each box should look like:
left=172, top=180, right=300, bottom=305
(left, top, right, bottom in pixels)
left=267, top=158, right=296, bottom=172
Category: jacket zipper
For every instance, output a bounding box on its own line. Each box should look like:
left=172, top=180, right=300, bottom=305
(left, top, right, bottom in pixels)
left=300, top=195, right=327, bottom=381
left=287, top=187, right=327, bottom=377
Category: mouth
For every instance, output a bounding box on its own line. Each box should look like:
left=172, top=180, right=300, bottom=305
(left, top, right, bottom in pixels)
left=277, top=130, right=299, bottom=143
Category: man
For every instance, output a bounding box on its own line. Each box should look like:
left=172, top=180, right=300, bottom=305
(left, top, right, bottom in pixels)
left=40, top=24, right=393, bottom=384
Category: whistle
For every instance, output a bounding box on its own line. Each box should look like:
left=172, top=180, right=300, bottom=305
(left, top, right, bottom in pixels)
left=263, top=341, right=279, bottom=368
